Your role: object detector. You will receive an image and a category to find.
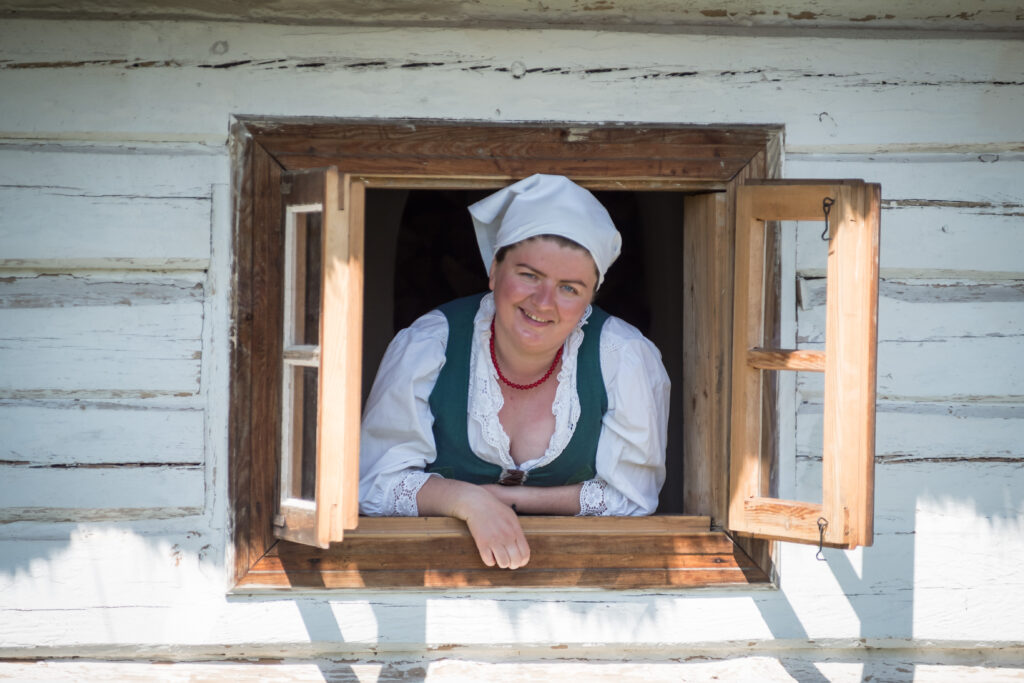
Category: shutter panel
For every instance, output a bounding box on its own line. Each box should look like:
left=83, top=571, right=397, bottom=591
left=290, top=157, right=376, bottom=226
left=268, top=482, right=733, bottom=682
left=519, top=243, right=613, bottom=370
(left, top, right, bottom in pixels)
left=728, top=180, right=880, bottom=549
left=274, top=168, right=364, bottom=548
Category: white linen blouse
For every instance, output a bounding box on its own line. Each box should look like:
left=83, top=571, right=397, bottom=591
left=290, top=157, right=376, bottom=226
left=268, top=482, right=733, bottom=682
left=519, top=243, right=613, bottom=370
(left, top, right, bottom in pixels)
left=358, top=293, right=670, bottom=517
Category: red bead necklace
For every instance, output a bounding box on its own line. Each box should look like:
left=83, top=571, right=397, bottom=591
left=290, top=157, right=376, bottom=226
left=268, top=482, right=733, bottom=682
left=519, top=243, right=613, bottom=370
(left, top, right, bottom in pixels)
left=489, top=319, right=562, bottom=390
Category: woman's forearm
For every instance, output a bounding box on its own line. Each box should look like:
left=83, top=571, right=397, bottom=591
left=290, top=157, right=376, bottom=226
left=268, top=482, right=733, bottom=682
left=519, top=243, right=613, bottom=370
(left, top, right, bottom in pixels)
left=481, top=483, right=583, bottom=515
left=417, top=476, right=488, bottom=518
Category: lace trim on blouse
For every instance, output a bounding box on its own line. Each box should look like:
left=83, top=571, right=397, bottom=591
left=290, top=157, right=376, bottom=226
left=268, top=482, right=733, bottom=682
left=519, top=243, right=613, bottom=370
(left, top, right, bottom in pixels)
left=467, top=293, right=592, bottom=472
left=388, top=469, right=434, bottom=517
left=578, top=478, right=609, bottom=516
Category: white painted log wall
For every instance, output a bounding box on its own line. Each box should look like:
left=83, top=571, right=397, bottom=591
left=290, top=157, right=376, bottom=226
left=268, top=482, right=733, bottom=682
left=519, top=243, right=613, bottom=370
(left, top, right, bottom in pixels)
left=0, top=16, right=1022, bottom=674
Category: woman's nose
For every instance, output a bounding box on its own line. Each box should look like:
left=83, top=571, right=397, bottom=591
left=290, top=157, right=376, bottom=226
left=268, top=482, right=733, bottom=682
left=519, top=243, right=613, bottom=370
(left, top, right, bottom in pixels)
left=533, top=282, right=555, bottom=308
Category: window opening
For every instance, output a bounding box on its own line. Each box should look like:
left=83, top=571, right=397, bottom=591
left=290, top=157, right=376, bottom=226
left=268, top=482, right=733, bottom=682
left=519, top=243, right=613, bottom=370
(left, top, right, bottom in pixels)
left=361, top=188, right=689, bottom=513
left=230, top=120, right=875, bottom=590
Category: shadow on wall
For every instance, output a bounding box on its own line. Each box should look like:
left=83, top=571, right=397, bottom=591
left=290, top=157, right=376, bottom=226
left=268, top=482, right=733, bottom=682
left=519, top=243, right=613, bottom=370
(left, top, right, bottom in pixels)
left=2, top=188, right=1023, bottom=675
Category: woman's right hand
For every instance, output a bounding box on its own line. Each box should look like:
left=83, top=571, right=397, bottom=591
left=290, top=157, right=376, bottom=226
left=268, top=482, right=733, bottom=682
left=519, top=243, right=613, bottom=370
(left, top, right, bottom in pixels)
left=416, top=477, right=531, bottom=569
left=458, top=488, right=531, bottom=569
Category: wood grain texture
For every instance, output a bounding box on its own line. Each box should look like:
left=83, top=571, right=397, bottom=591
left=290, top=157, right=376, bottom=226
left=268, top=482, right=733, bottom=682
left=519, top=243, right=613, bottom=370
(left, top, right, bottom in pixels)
left=354, top=514, right=713, bottom=536
left=274, top=169, right=323, bottom=546
left=821, top=182, right=879, bottom=547
left=798, top=336, right=1024, bottom=403
left=787, top=156, right=1024, bottom=207
left=723, top=148, right=775, bottom=577
left=230, top=140, right=284, bottom=582
left=0, top=188, right=211, bottom=270
left=799, top=278, right=1024, bottom=343
left=748, top=348, right=825, bottom=372
left=250, top=121, right=773, bottom=185
left=238, top=517, right=769, bottom=590
left=730, top=181, right=879, bottom=548
left=228, top=126, right=257, bottom=585
left=799, top=401, right=1024, bottom=464
left=0, top=465, right=204, bottom=521
left=234, top=121, right=783, bottom=583
left=2, top=21, right=1020, bottom=151
left=0, top=401, right=203, bottom=466
left=3, top=0, right=1021, bottom=32
left=0, top=143, right=221, bottom=198
left=682, top=192, right=730, bottom=522
left=798, top=207, right=1024, bottom=279
left=0, top=283, right=203, bottom=397
left=728, top=181, right=768, bottom=531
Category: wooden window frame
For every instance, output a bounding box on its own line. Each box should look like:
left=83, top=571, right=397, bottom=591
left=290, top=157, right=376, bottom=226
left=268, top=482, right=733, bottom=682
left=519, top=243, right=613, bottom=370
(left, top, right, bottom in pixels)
left=228, top=118, right=876, bottom=590
left=729, top=181, right=879, bottom=549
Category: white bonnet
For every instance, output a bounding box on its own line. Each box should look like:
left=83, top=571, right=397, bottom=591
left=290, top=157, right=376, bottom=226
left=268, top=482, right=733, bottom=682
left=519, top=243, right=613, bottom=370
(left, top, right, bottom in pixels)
left=468, top=174, right=621, bottom=289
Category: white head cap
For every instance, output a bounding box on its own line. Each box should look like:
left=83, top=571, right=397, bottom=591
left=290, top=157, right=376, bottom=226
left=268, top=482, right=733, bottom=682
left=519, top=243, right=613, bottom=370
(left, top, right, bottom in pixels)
left=468, top=174, right=622, bottom=289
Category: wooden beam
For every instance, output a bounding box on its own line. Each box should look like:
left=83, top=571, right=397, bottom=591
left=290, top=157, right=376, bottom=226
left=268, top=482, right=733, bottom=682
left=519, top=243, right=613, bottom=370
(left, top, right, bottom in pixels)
left=747, top=348, right=826, bottom=372
left=235, top=518, right=772, bottom=590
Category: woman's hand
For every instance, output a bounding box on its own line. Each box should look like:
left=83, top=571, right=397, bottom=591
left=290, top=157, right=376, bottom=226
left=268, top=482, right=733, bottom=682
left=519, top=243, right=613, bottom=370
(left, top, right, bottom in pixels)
left=417, top=477, right=530, bottom=569
left=457, top=488, right=531, bottom=570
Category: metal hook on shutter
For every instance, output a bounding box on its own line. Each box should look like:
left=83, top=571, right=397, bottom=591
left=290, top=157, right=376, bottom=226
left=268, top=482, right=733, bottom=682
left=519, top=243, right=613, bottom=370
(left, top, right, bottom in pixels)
left=820, top=197, right=835, bottom=241
left=816, top=517, right=828, bottom=561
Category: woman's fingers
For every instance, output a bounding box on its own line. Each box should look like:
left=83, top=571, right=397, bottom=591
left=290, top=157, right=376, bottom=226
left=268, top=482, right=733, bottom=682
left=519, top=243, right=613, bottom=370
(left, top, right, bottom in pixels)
left=490, top=544, right=513, bottom=569
left=471, top=516, right=529, bottom=569
left=459, top=490, right=531, bottom=569
left=515, top=535, right=531, bottom=567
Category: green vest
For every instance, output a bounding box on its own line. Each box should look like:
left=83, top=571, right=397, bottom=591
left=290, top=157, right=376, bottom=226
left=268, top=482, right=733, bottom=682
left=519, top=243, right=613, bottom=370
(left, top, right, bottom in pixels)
left=427, top=293, right=609, bottom=486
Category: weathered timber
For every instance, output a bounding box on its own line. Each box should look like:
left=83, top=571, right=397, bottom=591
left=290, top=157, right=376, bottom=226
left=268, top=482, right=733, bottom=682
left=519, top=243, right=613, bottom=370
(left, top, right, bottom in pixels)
left=237, top=516, right=769, bottom=590
left=797, top=336, right=1024, bottom=402
left=248, top=121, right=775, bottom=184
left=0, top=402, right=203, bottom=466
left=0, top=189, right=211, bottom=270
left=0, top=465, right=204, bottom=522
left=798, top=401, right=1024, bottom=463
left=799, top=278, right=1024, bottom=342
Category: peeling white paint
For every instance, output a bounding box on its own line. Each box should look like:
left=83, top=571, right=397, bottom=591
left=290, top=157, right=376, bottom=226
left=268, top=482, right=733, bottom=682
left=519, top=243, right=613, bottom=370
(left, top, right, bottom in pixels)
left=0, top=14, right=1022, bottom=676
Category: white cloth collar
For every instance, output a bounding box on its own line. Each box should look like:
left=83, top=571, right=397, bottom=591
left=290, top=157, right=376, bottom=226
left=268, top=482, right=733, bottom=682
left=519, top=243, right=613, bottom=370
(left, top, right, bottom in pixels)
left=467, top=292, right=592, bottom=473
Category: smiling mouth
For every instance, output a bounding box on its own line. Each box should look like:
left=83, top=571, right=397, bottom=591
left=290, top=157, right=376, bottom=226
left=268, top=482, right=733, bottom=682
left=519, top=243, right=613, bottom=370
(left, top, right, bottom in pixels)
left=520, top=308, right=551, bottom=324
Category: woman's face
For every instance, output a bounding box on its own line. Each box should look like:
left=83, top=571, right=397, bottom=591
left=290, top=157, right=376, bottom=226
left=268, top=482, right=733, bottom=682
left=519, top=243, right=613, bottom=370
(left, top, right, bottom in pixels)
left=488, top=238, right=597, bottom=360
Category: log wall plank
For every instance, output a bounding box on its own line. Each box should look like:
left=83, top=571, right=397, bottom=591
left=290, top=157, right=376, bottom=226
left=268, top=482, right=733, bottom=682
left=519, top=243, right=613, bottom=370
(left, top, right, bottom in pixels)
left=0, top=402, right=203, bottom=466
left=0, top=144, right=221, bottom=198
left=0, top=20, right=1020, bottom=150
left=799, top=278, right=1024, bottom=342
left=0, top=292, right=203, bottom=396
left=0, top=465, right=204, bottom=522
left=0, top=189, right=211, bottom=270
left=797, top=336, right=1024, bottom=402
left=798, top=402, right=1024, bottom=463
left=797, top=208, right=1024, bottom=278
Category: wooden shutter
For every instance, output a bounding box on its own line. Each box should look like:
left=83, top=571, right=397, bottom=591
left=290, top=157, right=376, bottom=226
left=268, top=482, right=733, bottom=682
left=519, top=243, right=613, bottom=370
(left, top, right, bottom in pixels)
left=728, top=180, right=880, bottom=549
left=274, top=167, right=364, bottom=548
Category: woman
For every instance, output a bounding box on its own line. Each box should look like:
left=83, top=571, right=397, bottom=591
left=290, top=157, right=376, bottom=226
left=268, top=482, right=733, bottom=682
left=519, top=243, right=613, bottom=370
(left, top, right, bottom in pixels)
left=359, top=174, right=670, bottom=570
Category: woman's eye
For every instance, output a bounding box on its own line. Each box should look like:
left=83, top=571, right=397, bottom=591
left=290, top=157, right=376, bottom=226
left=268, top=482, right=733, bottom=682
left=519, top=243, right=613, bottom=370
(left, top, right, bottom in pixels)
left=560, top=284, right=579, bottom=296
left=519, top=271, right=538, bottom=280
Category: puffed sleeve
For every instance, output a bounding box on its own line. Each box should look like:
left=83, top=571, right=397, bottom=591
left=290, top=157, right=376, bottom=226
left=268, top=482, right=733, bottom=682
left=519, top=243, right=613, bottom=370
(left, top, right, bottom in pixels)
left=358, top=310, right=448, bottom=516
left=580, top=317, right=670, bottom=516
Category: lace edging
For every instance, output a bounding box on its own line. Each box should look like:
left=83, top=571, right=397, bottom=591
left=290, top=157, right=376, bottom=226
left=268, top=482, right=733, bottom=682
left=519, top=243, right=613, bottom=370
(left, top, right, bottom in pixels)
left=388, top=470, right=434, bottom=517
left=578, top=478, right=608, bottom=516
left=468, top=293, right=591, bottom=470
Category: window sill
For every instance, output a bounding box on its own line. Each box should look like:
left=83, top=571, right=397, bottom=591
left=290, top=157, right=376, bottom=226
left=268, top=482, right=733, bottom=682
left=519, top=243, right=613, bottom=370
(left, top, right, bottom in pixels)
left=234, top=515, right=770, bottom=590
